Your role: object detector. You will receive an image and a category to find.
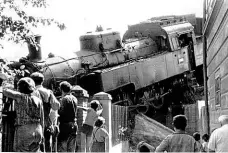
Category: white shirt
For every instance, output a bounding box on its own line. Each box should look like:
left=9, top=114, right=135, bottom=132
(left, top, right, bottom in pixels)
left=202, top=141, right=209, bottom=152
left=84, top=108, right=99, bottom=126
left=92, top=127, right=109, bottom=142
left=49, top=109, right=59, bottom=125
left=208, top=124, right=228, bottom=153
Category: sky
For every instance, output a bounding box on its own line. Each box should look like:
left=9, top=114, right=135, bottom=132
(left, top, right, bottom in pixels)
left=1, top=0, right=204, bottom=61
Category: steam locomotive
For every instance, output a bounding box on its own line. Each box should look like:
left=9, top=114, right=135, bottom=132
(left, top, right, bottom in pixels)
left=7, top=16, right=204, bottom=122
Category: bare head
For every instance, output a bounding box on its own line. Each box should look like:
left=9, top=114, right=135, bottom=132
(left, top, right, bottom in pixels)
left=59, top=81, right=72, bottom=94
left=90, top=100, right=100, bottom=111
left=137, top=141, right=151, bottom=152
left=202, top=134, right=209, bottom=142
left=193, top=132, right=201, bottom=141
left=173, top=115, right=187, bottom=131
left=94, top=116, right=105, bottom=127
left=218, top=115, right=228, bottom=126
left=17, top=77, right=35, bottom=94
left=30, top=72, right=44, bottom=86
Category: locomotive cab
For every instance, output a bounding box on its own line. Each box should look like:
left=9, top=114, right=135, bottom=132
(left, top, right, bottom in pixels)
left=164, top=22, right=197, bottom=70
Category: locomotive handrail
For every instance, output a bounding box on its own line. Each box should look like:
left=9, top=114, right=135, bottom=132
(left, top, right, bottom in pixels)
left=123, top=37, right=149, bottom=43
left=128, top=104, right=149, bottom=112
left=42, top=52, right=104, bottom=68
left=147, top=91, right=171, bottom=103
left=105, top=48, right=123, bottom=53
left=128, top=104, right=149, bottom=108
left=42, top=57, right=79, bottom=68
left=112, top=100, right=129, bottom=105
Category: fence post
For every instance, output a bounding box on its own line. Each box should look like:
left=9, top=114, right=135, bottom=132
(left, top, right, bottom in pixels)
left=93, top=92, right=112, bottom=152
left=71, top=85, right=89, bottom=152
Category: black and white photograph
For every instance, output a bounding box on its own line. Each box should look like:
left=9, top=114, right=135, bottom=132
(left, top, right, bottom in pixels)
left=1, top=0, right=227, bottom=152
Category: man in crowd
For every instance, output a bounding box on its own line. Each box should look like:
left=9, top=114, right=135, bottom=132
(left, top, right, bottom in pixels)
left=58, top=81, right=78, bottom=152
left=31, top=72, right=60, bottom=152
left=208, top=115, right=228, bottom=152
left=155, top=114, right=199, bottom=152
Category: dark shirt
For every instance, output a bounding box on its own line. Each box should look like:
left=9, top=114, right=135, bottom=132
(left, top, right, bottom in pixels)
left=59, top=93, right=78, bottom=123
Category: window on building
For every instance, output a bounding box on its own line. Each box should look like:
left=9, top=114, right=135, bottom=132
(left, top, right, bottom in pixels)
left=206, top=0, right=216, bottom=20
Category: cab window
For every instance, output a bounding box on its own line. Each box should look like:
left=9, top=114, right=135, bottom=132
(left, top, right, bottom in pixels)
left=178, top=32, right=193, bottom=48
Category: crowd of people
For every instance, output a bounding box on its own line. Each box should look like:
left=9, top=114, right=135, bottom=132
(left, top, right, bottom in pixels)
left=1, top=72, right=109, bottom=152
left=1, top=69, right=228, bottom=153
left=137, top=114, right=228, bottom=153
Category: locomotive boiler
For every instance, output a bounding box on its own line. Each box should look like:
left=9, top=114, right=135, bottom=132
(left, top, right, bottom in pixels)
left=7, top=16, right=204, bottom=120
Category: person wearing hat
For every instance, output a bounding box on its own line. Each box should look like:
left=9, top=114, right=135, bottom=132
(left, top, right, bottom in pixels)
left=208, top=115, right=228, bottom=152
left=30, top=72, right=60, bottom=152
left=3, top=77, right=44, bottom=152
left=57, top=81, right=78, bottom=152
left=155, top=115, right=199, bottom=152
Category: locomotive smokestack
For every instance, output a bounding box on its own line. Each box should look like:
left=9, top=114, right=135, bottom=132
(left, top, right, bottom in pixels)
left=27, top=35, right=42, bottom=62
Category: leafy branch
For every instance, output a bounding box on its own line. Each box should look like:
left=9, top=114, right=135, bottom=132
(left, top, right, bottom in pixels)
left=0, top=0, right=66, bottom=47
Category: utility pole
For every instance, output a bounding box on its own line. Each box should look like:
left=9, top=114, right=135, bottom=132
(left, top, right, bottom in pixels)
left=203, top=0, right=210, bottom=135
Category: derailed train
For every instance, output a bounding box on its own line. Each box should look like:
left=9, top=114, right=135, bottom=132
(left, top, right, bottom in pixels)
left=8, top=16, right=204, bottom=123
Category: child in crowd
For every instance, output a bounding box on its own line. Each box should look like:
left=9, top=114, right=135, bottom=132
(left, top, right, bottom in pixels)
left=202, top=134, right=209, bottom=152
left=193, top=132, right=203, bottom=151
left=90, top=116, right=109, bottom=152
left=79, top=100, right=103, bottom=152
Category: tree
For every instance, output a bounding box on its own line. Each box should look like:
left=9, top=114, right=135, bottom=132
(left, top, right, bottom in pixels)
left=0, top=0, right=66, bottom=48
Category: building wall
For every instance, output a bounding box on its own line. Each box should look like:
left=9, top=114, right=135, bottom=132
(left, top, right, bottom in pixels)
left=205, top=0, right=228, bottom=131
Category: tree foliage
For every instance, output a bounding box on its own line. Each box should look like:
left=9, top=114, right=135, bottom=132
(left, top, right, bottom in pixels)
left=0, top=0, right=66, bottom=48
